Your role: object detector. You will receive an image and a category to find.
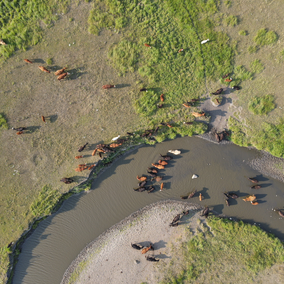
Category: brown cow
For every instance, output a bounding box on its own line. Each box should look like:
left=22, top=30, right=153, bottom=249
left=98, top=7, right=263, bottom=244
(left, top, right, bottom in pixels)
left=109, top=143, right=122, bottom=148
left=225, top=78, right=232, bottom=82
left=24, top=59, right=32, bottom=64
left=78, top=143, right=88, bottom=152
left=158, top=160, right=168, bottom=166
left=192, top=112, right=205, bottom=117
left=199, top=193, right=203, bottom=201
left=248, top=177, right=258, bottom=183
left=57, top=72, right=68, bottom=81
left=141, top=244, right=153, bottom=254
left=136, top=176, right=147, bottom=182
left=38, top=66, right=50, bottom=73
left=151, top=176, right=162, bottom=182
left=242, top=194, right=256, bottom=202
left=88, top=164, right=96, bottom=170
left=60, top=178, right=74, bottom=184
left=160, top=94, right=164, bottom=102
left=160, top=182, right=164, bottom=191
left=102, top=84, right=116, bottom=89
left=75, top=155, right=83, bottom=159
left=251, top=201, right=259, bottom=205
left=178, top=48, right=184, bottom=52
left=54, top=67, right=67, bottom=76
left=144, top=43, right=151, bottom=48
left=92, top=149, right=97, bottom=156
left=183, top=103, right=191, bottom=108
left=188, top=189, right=197, bottom=199
left=41, top=116, right=46, bottom=123
left=16, top=131, right=23, bottom=135
left=151, top=163, right=165, bottom=170
left=167, top=123, right=172, bottom=128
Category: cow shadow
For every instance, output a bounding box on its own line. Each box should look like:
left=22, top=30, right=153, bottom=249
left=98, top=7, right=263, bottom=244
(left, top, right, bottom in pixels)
left=153, top=240, right=167, bottom=249
left=115, top=84, right=131, bottom=89
left=32, top=59, right=45, bottom=64
left=47, top=114, right=58, bottom=123
left=156, top=253, right=171, bottom=259
left=68, top=67, right=86, bottom=80
left=200, top=187, right=210, bottom=200
left=26, top=126, right=41, bottom=133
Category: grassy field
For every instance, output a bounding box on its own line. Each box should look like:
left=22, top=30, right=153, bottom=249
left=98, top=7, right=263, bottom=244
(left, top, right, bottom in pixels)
left=160, top=216, right=284, bottom=283
left=0, top=0, right=284, bottom=283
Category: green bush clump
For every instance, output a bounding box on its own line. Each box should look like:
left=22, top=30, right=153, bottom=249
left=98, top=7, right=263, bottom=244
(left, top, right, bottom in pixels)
left=233, top=65, right=253, bottom=85
left=248, top=45, right=258, bottom=54
left=223, top=15, right=238, bottom=26
left=0, top=113, right=8, bottom=130
left=254, top=28, right=278, bottom=45
left=134, top=90, right=159, bottom=117
left=248, top=94, right=275, bottom=115
left=228, top=117, right=249, bottom=147
left=0, top=0, right=69, bottom=60
left=250, top=59, right=264, bottom=73
left=224, top=0, right=232, bottom=8
left=46, top=58, right=53, bottom=65
left=30, top=185, right=61, bottom=218
left=239, top=30, right=247, bottom=36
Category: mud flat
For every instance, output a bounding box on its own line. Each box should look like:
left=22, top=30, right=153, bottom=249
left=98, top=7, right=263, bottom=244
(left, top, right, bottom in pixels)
left=61, top=200, right=203, bottom=284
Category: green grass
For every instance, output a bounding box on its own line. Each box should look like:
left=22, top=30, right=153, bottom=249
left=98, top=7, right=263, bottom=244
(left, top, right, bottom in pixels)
left=0, top=113, right=8, bottom=130
left=248, top=94, right=275, bottom=115
left=223, top=15, right=239, bottom=26
left=30, top=184, right=61, bottom=218
left=224, top=0, right=232, bottom=8
left=250, top=59, right=264, bottom=74
left=254, top=28, right=278, bottom=46
left=248, top=45, right=258, bottom=54
left=161, top=216, right=284, bottom=283
left=0, top=0, right=70, bottom=61
left=239, top=30, right=247, bottom=36
left=88, top=0, right=234, bottom=140
left=46, top=58, right=53, bottom=65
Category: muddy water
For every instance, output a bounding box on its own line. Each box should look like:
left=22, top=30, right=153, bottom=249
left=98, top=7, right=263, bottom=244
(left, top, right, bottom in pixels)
left=13, top=137, right=284, bottom=284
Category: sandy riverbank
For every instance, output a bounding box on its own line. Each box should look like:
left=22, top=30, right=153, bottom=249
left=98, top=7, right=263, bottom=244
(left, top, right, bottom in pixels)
left=61, top=200, right=204, bottom=284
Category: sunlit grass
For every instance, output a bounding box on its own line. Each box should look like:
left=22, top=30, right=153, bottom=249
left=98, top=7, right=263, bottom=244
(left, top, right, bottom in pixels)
left=161, top=216, right=284, bottom=283
left=254, top=28, right=278, bottom=46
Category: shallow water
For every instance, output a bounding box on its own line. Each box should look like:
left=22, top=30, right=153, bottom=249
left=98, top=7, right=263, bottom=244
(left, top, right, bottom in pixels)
left=13, top=137, right=284, bottom=284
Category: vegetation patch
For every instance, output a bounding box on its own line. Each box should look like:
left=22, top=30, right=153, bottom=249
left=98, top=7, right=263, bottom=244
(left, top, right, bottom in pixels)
left=239, top=30, right=247, bottom=36
left=223, top=15, right=239, bottom=26
left=0, top=0, right=70, bottom=61
left=250, top=59, right=264, bottom=74
left=30, top=185, right=61, bottom=218
left=88, top=0, right=234, bottom=133
left=232, top=65, right=253, bottom=85
left=0, top=113, right=8, bottom=130
left=254, top=28, right=278, bottom=46
left=248, top=94, right=275, bottom=115
left=161, top=216, right=284, bottom=283
left=248, top=45, right=258, bottom=54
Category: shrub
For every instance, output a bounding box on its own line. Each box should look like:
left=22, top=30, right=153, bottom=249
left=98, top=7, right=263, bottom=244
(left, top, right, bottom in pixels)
left=254, top=28, right=278, bottom=45
left=30, top=185, right=61, bottom=218
left=234, top=65, right=253, bottom=84
left=248, top=45, right=258, bottom=54
left=250, top=59, right=264, bottom=73
left=223, top=15, right=238, bottom=26
left=248, top=94, right=275, bottom=115
left=0, top=113, right=8, bottom=130
left=239, top=30, right=247, bottom=36
left=134, top=90, right=159, bottom=117
left=46, top=58, right=53, bottom=65
left=224, top=0, right=232, bottom=8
